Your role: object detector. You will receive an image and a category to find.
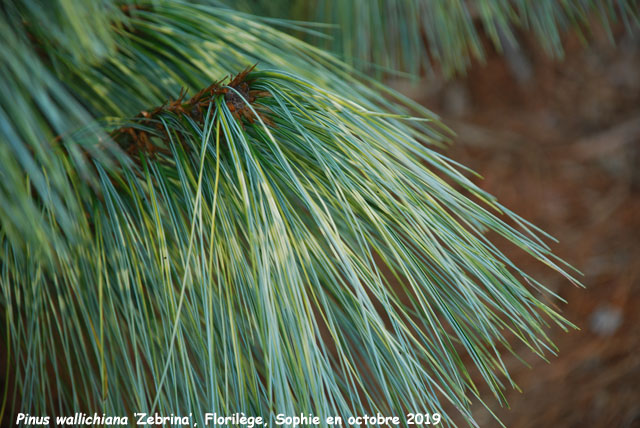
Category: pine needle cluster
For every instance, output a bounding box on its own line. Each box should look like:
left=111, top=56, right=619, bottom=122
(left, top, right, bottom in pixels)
left=1, top=1, right=636, bottom=426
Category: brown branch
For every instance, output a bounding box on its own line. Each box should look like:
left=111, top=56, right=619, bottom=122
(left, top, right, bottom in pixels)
left=112, top=64, right=272, bottom=159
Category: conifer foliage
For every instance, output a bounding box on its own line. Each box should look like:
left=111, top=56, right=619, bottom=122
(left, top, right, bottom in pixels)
left=1, top=1, right=637, bottom=426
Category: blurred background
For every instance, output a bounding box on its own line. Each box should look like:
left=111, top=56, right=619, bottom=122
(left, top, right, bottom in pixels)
left=390, top=23, right=640, bottom=428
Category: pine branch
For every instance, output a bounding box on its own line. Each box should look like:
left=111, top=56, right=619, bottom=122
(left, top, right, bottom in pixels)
left=0, top=1, right=584, bottom=427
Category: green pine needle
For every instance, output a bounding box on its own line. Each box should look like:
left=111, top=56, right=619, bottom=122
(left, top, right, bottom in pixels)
left=0, top=1, right=589, bottom=427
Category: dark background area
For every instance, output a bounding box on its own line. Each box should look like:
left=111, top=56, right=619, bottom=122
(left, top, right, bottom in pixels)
left=392, top=24, right=640, bottom=428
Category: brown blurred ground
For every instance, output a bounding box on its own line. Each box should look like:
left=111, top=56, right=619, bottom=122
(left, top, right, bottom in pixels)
left=393, top=26, right=640, bottom=428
